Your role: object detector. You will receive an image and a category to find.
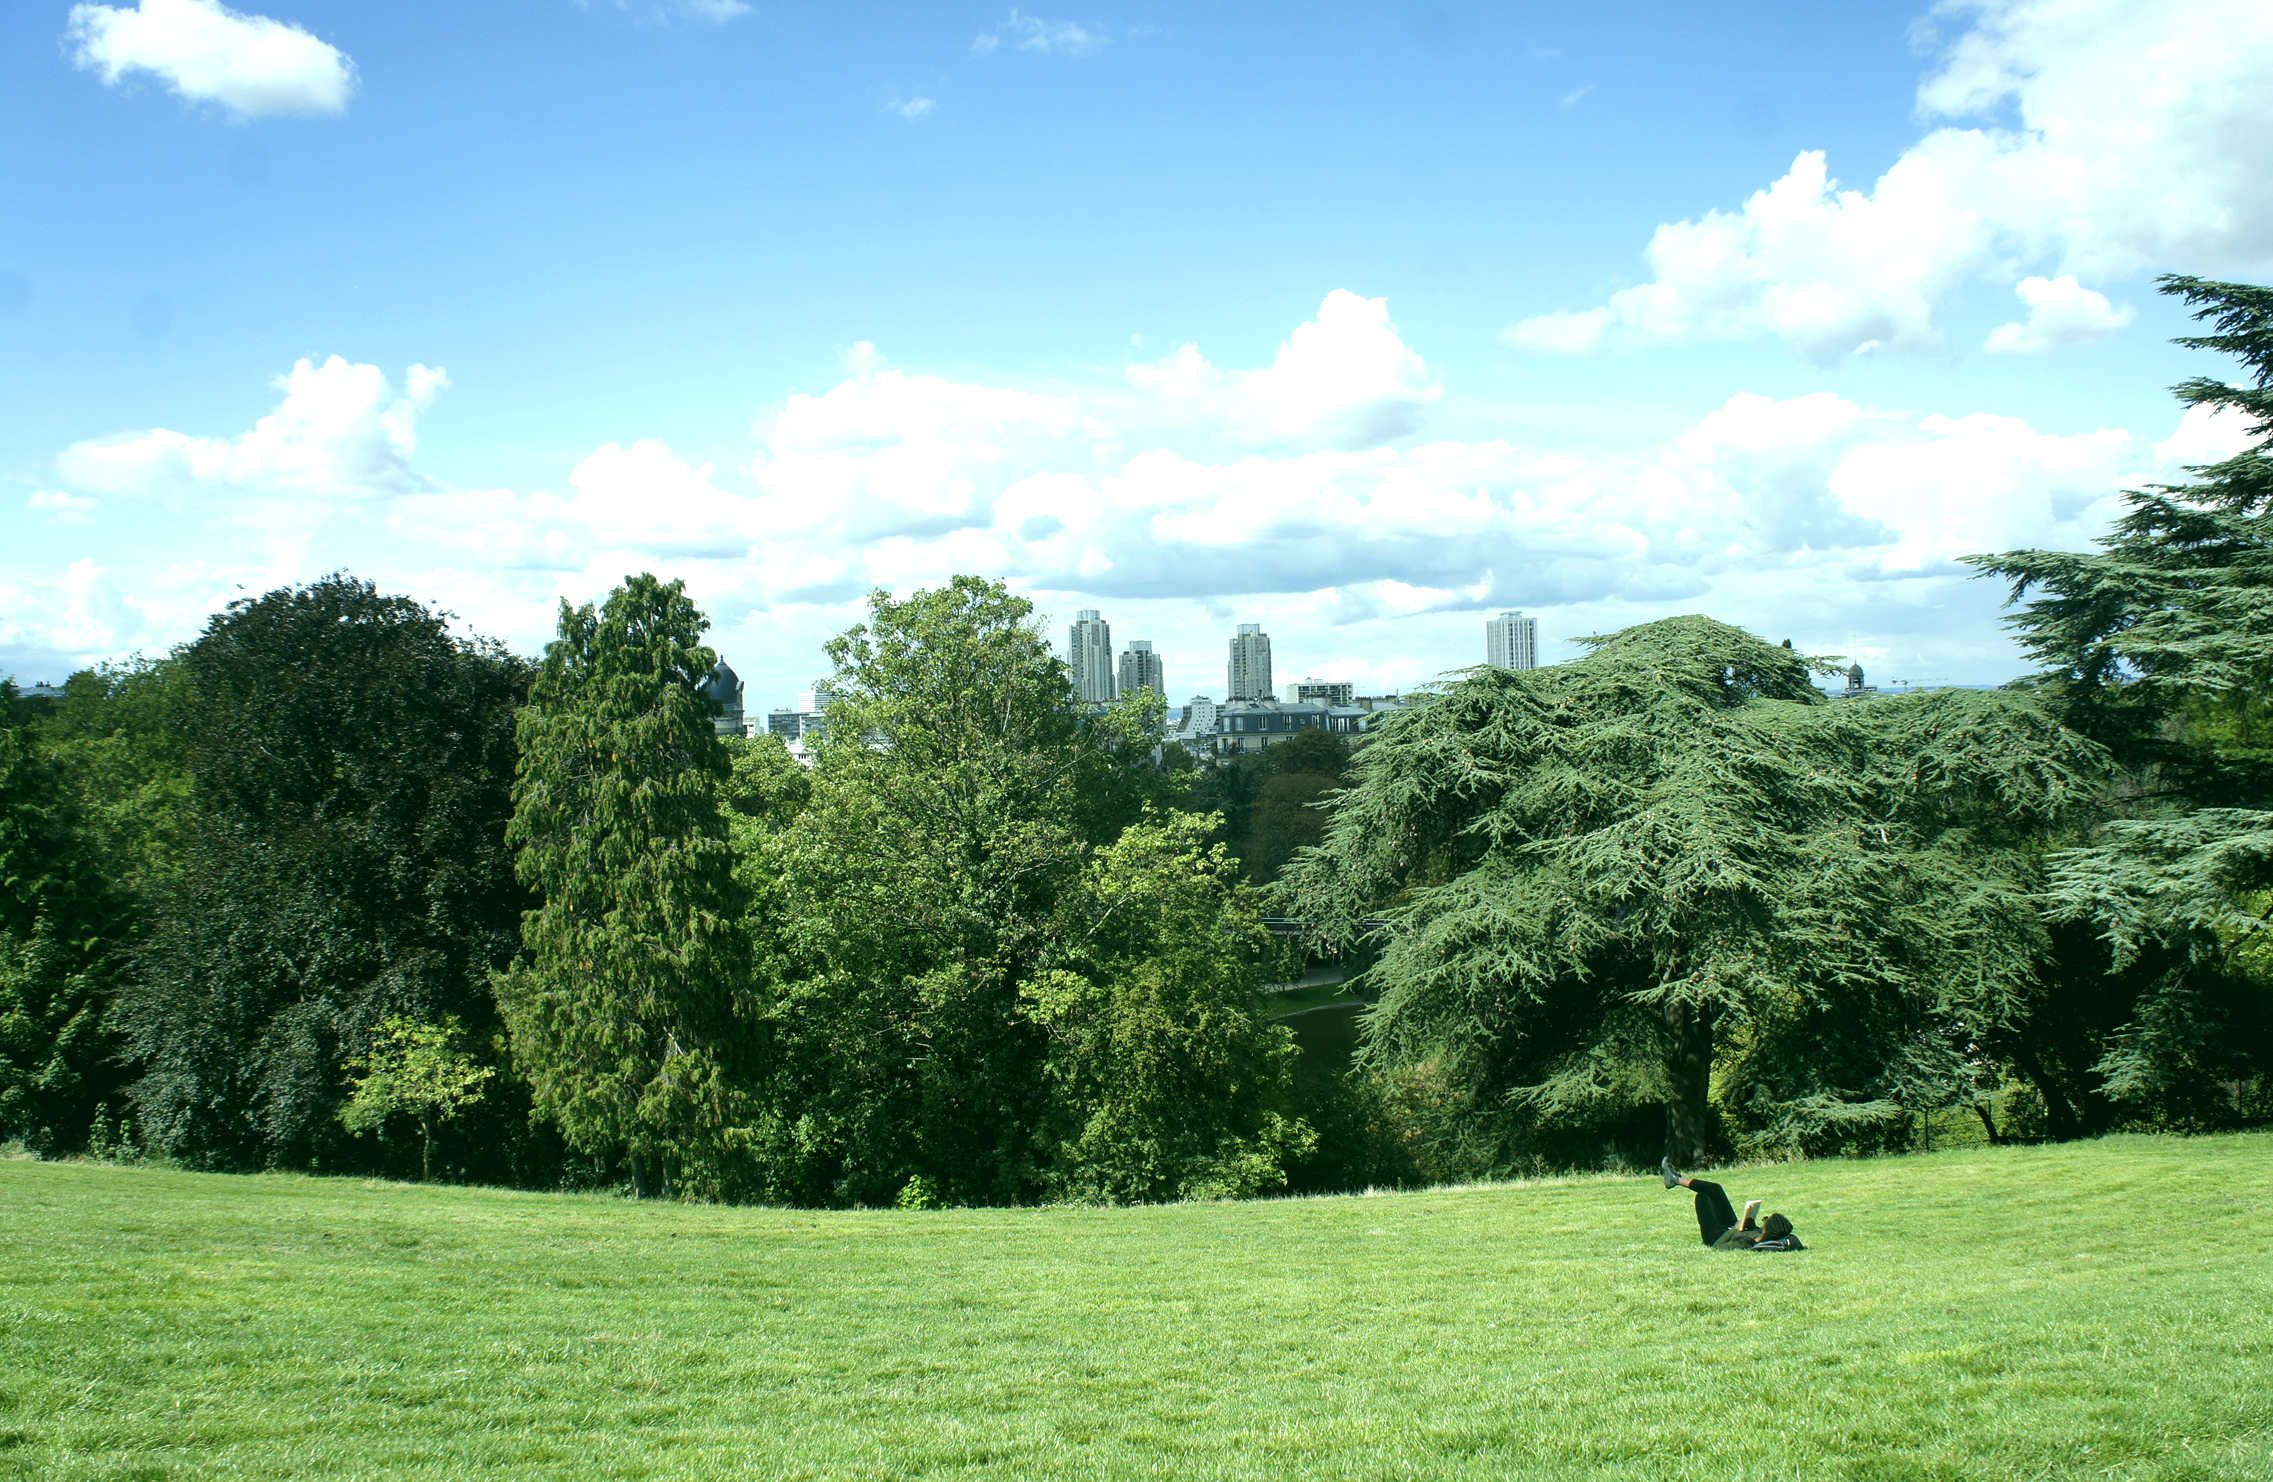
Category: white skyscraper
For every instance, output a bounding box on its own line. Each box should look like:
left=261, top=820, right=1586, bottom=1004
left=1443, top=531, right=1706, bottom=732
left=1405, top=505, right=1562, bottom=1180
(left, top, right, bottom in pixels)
left=1486, top=611, right=1538, bottom=670
left=1117, top=639, right=1164, bottom=699
left=1227, top=622, right=1273, bottom=701
left=1069, top=609, right=1116, bottom=703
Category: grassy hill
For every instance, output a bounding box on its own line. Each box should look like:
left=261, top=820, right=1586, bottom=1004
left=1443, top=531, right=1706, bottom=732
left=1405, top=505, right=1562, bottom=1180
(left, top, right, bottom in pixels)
left=4, top=1134, right=2270, bottom=1480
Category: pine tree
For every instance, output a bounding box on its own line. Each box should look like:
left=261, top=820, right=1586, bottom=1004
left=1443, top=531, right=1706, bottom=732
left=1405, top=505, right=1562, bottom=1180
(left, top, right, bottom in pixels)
left=495, top=574, right=753, bottom=1197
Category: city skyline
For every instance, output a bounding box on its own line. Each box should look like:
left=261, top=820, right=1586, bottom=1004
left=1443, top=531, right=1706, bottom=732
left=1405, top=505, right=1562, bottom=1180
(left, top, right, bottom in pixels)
left=5, top=2, right=2271, bottom=703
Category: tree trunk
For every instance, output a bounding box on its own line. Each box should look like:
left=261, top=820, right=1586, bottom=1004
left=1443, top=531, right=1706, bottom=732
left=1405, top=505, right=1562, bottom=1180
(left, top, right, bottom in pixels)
left=629, top=1149, right=656, bottom=1199
left=1663, top=997, right=1715, bottom=1167
left=419, top=1118, right=433, bottom=1183
left=1973, top=1102, right=2001, bottom=1145
left=2011, top=1039, right=2081, bottom=1140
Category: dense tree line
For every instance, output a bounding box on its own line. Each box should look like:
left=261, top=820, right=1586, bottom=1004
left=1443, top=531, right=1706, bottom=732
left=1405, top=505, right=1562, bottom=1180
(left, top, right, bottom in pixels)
left=3, top=276, right=2268, bottom=1197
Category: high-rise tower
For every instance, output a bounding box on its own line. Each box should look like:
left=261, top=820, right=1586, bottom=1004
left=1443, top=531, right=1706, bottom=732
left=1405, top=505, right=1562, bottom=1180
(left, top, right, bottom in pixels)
left=1486, top=611, right=1538, bottom=671
left=1069, top=609, right=1116, bottom=703
left=1227, top=622, right=1273, bottom=701
left=1117, top=639, right=1164, bottom=699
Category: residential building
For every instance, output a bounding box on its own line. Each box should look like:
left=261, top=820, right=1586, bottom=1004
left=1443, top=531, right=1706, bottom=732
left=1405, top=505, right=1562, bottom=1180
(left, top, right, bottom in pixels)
left=1287, top=677, right=1355, bottom=706
left=1486, top=610, right=1538, bottom=670
left=766, top=684, right=835, bottom=744
left=1117, top=639, right=1164, bottom=699
left=1069, top=609, right=1116, bottom=704
left=1227, top=622, right=1273, bottom=701
left=1203, top=698, right=1385, bottom=757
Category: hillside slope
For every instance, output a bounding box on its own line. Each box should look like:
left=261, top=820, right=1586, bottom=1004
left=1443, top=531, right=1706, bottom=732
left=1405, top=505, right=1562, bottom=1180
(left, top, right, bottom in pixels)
left=4, top=1134, right=2270, bottom=1480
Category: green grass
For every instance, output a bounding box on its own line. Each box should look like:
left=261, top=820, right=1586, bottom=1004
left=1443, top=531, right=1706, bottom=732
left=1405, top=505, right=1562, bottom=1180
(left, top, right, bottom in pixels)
left=1259, top=979, right=1366, bottom=1019
left=5, top=1135, right=2271, bottom=1480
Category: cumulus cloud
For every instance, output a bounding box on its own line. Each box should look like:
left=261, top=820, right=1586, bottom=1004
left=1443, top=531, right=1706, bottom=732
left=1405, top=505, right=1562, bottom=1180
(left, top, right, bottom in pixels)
left=2154, top=400, right=2260, bottom=469
left=972, top=11, right=1104, bottom=56
left=963, top=390, right=2144, bottom=606
left=1985, top=275, right=2135, bottom=353
left=65, top=0, right=356, bottom=118
left=56, top=356, right=446, bottom=498
left=19, top=298, right=2217, bottom=699
left=0, top=560, right=155, bottom=671
left=27, top=490, right=98, bottom=525
left=1504, top=0, right=2273, bottom=362
left=889, top=95, right=936, bottom=120
left=750, top=350, right=1097, bottom=540
left=1128, top=290, right=1441, bottom=447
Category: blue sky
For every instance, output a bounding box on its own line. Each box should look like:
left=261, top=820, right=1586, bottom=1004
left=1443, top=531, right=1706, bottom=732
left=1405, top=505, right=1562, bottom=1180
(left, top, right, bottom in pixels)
left=4, top=0, right=2268, bottom=704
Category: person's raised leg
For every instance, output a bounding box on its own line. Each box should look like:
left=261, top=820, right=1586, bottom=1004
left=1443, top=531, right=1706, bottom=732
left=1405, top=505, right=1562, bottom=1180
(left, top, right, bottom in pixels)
left=1687, top=1178, right=1737, bottom=1246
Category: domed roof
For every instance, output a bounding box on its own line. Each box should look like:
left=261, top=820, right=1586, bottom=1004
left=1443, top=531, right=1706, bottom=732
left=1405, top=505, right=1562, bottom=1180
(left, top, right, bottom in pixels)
left=1846, top=662, right=1865, bottom=683
left=700, top=660, right=742, bottom=707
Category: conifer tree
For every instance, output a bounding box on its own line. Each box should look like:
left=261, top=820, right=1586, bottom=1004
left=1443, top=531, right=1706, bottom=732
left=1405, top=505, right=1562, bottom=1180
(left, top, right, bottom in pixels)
left=496, top=574, right=753, bottom=1197
left=1972, top=275, right=2273, bottom=1120
left=1280, top=617, right=2105, bottom=1168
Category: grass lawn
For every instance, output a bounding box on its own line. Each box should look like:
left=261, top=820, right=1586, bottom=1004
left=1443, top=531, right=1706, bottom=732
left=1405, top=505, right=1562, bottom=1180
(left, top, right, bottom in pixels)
left=1259, top=979, right=1366, bottom=1019
left=4, top=1134, right=2270, bottom=1480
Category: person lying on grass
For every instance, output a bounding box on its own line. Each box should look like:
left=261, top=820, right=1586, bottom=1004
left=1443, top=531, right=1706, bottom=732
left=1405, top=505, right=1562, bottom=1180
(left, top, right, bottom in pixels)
left=1659, top=1159, right=1805, bottom=1251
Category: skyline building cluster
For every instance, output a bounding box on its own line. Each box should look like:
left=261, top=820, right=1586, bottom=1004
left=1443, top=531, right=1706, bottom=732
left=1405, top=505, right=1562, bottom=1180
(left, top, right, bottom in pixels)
left=729, top=609, right=1547, bottom=763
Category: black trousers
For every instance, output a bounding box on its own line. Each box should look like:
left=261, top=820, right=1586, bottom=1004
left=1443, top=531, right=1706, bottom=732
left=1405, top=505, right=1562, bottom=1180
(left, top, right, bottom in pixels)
left=1691, top=1178, right=1739, bottom=1247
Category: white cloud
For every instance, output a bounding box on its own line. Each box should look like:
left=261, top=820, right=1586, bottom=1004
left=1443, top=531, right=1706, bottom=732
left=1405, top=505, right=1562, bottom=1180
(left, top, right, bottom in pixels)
left=56, top=356, right=446, bottom=498
left=890, top=95, right=936, bottom=120
left=1984, top=275, right=2135, bottom=353
left=750, top=353, right=1096, bottom=540
left=1499, top=307, right=1612, bottom=355
left=1129, top=290, right=1441, bottom=447
left=0, top=560, right=151, bottom=668
left=65, top=0, right=355, bottom=118
left=19, top=301, right=2223, bottom=700
left=2154, top=400, right=2260, bottom=468
left=566, top=440, right=758, bottom=557
left=27, top=490, right=98, bottom=524
left=1505, top=0, right=2273, bottom=362
left=973, top=11, right=1105, bottom=57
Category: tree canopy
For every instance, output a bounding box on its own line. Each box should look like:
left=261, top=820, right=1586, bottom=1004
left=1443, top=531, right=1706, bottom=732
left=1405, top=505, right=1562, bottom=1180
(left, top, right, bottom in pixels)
left=115, top=576, right=530, bottom=1173
left=495, top=573, right=753, bottom=1198
left=1280, top=617, right=2106, bottom=1168
left=0, top=690, right=126, bottom=1151
left=1971, top=274, right=2273, bottom=1123
left=741, top=576, right=1303, bottom=1205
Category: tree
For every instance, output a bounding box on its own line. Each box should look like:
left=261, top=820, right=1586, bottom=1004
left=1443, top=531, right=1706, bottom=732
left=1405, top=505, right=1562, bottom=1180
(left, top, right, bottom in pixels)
left=26, top=661, right=193, bottom=917
left=115, top=576, right=529, bottom=1173
left=0, top=694, right=125, bottom=1151
left=1279, top=619, right=2105, bottom=1170
left=494, top=574, right=752, bottom=1198
left=1189, top=728, right=1351, bottom=885
left=339, top=1015, right=496, bottom=1181
left=1025, top=809, right=1311, bottom=1202
left=1971, top=275, right=2273, bottom=1125
left=744, top=576, right=1276, bottom=1205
